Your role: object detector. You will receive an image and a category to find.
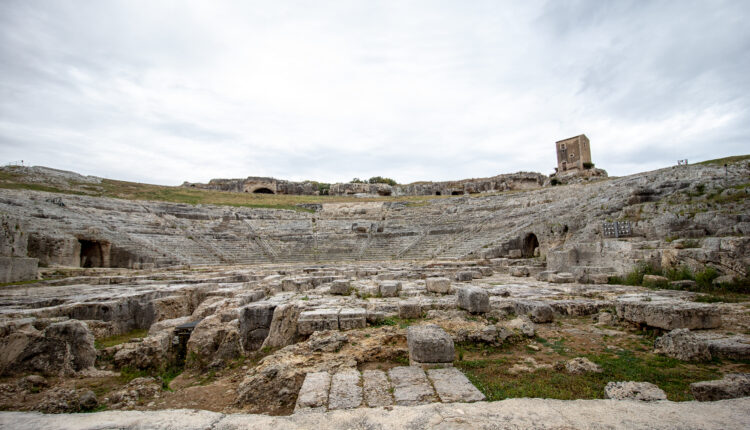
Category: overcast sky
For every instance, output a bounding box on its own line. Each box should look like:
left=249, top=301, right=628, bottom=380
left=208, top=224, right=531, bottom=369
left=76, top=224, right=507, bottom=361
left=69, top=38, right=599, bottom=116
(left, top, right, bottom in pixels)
left=1, top=1, right=748, bottom=185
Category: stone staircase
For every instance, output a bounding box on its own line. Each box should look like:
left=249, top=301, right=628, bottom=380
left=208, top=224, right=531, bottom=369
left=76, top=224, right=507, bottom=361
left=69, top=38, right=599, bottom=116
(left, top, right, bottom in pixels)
left=295, top=366, right=484, bottom=412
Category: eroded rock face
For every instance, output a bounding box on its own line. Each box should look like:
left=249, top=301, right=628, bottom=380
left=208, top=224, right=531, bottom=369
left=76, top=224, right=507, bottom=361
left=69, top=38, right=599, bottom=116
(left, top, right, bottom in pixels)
left=564, top=357, right=602, bottom=374
left=186, top=314, right=241, bottom=369
left=261, top=304, right=301, bottom=350
left=457, top=286, right=489, bottom=314
left=654, top=329, right=712, bottom=362
left=0, top=319, right=95, bottom=376
left=690, top=374, right=750, bottom=401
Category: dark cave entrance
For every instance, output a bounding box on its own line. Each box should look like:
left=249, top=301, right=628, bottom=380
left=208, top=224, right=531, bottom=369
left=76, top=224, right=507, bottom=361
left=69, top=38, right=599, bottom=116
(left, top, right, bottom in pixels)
left=252, top=188, right=275, bottom=194
left=79, top=239, right=106, bottom=268
left=522, top=233, right=539, bottom=258
left=451, top=191, right=463, bottom=196
left=435, top=191, right=441, bottom=196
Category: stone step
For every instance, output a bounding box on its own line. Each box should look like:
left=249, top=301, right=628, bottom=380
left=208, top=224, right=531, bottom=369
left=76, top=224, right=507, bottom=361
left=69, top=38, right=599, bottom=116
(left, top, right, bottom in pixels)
left=328, top=369, right=363, bottom=410
left=427, top=367, right=485, bottom=403
left=362, top=369, right=393, bottom=407
left=388, top=366, right=438, bottom=406
left=296, top=366, right=483, bottom=411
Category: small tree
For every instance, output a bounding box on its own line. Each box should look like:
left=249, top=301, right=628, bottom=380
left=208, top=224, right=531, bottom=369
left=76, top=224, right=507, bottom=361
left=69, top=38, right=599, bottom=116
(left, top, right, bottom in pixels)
left=367, top=176, right=398, bottom=186
left=350, top=178, right=365, bottom=183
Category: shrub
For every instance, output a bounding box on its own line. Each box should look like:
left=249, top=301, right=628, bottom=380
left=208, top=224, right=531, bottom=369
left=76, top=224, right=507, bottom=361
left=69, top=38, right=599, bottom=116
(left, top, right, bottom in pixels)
left=694, top=267, right=719, bottom=289
left=367, top=176, right=398, bottom=186
left=350, top=178, right=366, bottom=183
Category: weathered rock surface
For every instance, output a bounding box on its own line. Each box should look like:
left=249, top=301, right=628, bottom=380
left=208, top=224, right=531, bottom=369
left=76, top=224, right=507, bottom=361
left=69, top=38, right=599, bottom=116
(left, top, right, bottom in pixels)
left=0, top=319, right=95, bottom=376
left=565, top=357, right=602, bottom=374
left=407, top=324, right=454, bottom=365
left=427, top=367, right=485, bottom=403
left=457, top=286, right=489, bottom=314
left=605, top=381, right=667, bottom=401
left=362, top=370, right=393, bottom=407
left=654, top=329, right=712, bottom=361
left=4, top=398, right=750, bottom=429
left=425, top=277, right=450, bottom=294
left=327, top=369, right=362, bottom=411
left=615, top=296, right=721, bottom=330
left=388, top=366, right=437, bottom=406
left=690, top=373, right=750, bottom=402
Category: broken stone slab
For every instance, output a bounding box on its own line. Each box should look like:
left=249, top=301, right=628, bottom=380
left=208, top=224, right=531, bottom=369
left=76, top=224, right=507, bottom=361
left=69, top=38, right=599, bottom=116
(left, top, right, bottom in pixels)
left=427, top=367, right=485, bottom=403
left=642, top=275, right=669, bottom=287
left=690, top=374, right=750, bottom=402
left=407, top=324, right=454, bottom=366
left=298, top=309, right=339, bottom=336
left=388, top=366, right=437, bottom=406
left=604, top=382, right=666, bottom=401
left=455, top=271, right=474, bottom=282
left=294, top=371, right=331, bottom=412
left=362, top=369, right=393, bottom=408
left=457, top=286, right=489, bottom=314
left=615, top=296, right=721, bottom=330
left=654, top=329, right=711, bottom=362
left=669, top=280, right=697, bottom=289
left=329, top=280, right=351, bottom=296
left=328, top=369, right=363, bottom=411
left=378, top=281, right=401, bottom=298
left=509, top=266, right=529, bottom=277
left=338, top=308, right=366, bottom=331
left=398, top=301, right=422, bottom=319
left=425, top=278, right=451, bottom=294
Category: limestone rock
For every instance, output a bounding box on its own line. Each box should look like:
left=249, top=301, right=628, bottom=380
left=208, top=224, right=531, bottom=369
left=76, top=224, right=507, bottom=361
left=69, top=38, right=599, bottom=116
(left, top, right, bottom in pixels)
left=298, top=309, right=339, bottom=335
left=564, top=357, right=602, bottom=374
left=186, top=315, right=241, bottom=369
left=425, top=277, right=450, bottom=294
left=388, top=366, right=437, bottom=406
left=605, top=381, right=666, bottom=401
left=457, top=286, right=489, bottom=314
left=261, top=304, right=301, bottom=349
left=329, top=280, right=351, bottom=296
left=362, top=369, right=393, bottom=407
left=505, top=317, right=535, bottom=337
left=0, top=319, right=96, bottom=376
left=238, top=303, right=275, bottom=352
left=690, top=374, right=750, bottom=401
left=513, top=300, right=554, bottom=323
left=295, top=371, right=331, bottom=412
left=407, top=324, right=454, bottom=365
left=328, top=369, right=362, bottom=410
left=615, top=297, right=721, bottom=330
left=654, top=329, right=711, bottom=362
left=378, top=281, right=401, bottom=298
left=398, top=301, right=422, bottom=319
left=427, top=367, right=485, bottom=403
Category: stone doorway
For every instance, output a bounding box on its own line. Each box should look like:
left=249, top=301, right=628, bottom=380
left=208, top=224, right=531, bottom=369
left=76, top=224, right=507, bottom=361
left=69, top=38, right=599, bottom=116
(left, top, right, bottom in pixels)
left=522, top=233, right=539, bottom=258
left=79, top=239, right=107, bottom=268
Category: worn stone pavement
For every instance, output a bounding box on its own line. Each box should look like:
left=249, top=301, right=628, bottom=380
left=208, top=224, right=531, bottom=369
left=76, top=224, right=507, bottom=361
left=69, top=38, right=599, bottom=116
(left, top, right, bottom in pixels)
left=1, top=397, right=748, bottom=429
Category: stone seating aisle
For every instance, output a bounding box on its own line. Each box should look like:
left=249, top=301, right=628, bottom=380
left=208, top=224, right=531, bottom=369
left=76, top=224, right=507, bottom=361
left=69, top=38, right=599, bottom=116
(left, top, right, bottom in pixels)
left=295, top=366, right=484, bottom=412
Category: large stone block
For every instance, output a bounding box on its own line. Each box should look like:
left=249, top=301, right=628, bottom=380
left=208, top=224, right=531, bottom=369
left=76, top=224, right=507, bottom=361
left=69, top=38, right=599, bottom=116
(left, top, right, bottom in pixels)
left=362, top=369, right=393, bottom=407
left=691, top=374, right=750, bottom=401
left=238, top=303, right=276, bottom=352
left=298, top=309, right=339, bottom=335
left=457, top=286, right=489, bottom=314
left=427, top=367, right=485, bottom=403
left=328, top=370, right=362, bottom=410
left=654, top=329, right=711, bottom=362
left=295, top=371, right=331, bottom=411
left=378, top=281, right=401, bottom=298
left=338, top=308, right=366, bottom=331
left=605, top=381, right=666, bottom=401
left=425, top=277, right=450, bottom=294
left=399, top=301, right=422, bottom=319
left=388, top=366, right=437, bottom=406
left=615, top=297, right=721, bottom=330
left=0, top=257, right=38, bottom=283
left=407, top=324, right=454, bottom=365
left=329, top=280, right=351, bottom=295
left=455, top=271, right=474, bottom=282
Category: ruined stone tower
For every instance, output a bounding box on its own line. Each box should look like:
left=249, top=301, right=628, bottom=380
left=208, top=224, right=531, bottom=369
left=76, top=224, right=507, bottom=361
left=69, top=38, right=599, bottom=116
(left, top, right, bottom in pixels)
left=556, top=134, right=592, bottom=172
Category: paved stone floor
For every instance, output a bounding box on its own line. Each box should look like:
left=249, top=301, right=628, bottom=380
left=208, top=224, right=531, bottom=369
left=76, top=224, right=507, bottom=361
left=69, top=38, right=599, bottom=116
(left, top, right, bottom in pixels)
left=295, top=366, right=484, bottom=412
left=2, top=398, right=748, bottom=429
